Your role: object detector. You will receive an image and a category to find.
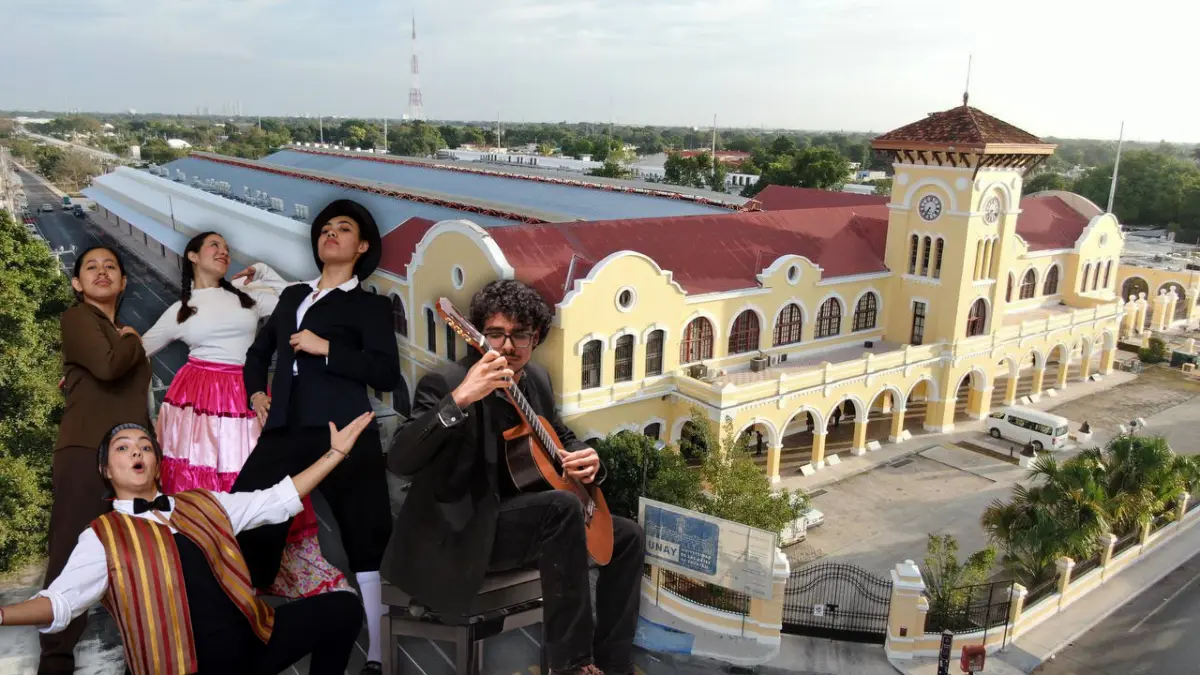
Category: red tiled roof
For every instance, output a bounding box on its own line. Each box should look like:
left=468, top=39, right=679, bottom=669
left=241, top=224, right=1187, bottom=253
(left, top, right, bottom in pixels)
left=488, top=209, right=890, bottom=303
left=755, top=185, right=889, bottom=211
left=378, top=217, right=436, bottom=277
left=1014, top=195, right=1091, bottom=251
left=873, top=105, right=1045, bottom=148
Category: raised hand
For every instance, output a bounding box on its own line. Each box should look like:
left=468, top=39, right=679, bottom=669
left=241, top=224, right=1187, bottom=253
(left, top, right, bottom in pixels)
left=451, top=351, right=514, bottom=408
left=328, top=411, right=376, bottom=455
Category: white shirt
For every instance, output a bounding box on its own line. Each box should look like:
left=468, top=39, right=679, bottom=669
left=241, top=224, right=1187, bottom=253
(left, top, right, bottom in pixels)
left=291, top=275, right=359, bottom=376
left=34, top=478, right=303, bottom=634
left=142, top=263, right=291, bottom=365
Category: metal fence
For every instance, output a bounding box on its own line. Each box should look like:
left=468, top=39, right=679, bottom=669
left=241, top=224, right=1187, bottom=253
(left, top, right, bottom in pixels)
left=1113, top=529, right=1140, bottom=556
left=657, top=569, right=751, bottom=615
left=1072, top=551, right=1102, bottom=580
left=1024, top=577, right=1058, bottom=608
left=1151, top=512, right=1175, bottom=534
left=925, top=581, right=1013, bottom=640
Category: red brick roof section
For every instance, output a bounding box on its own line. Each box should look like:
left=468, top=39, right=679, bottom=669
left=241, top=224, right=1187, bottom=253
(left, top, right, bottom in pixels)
left=378, top=216, right=437, bottom=277
left=1014, top=195, right=1091, bottom=251
left=755, top=185, right=888, bottom=211
left=488, top=209, right=890, bottom=303
left=874, top=106, right=1044, bottom=146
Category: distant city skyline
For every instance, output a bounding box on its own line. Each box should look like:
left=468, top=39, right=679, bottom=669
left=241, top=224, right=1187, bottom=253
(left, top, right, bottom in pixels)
left=4, top=0, right=1197, bottom=143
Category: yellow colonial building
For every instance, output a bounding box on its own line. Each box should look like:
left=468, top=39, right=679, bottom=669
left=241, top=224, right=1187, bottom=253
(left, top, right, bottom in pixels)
left=357, top=104, right=1125, bottom=482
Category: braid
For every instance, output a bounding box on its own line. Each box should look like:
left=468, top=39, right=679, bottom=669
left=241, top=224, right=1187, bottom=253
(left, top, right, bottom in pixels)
left=218, top=278, right=257, bottom=310
left=176, top=263, right=197, bottom=322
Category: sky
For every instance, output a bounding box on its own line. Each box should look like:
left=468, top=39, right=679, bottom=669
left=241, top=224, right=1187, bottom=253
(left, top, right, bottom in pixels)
left=4, top=0, right=1197, bottom=142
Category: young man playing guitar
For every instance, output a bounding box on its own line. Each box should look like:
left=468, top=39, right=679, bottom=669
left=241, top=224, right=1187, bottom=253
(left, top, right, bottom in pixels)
left=386, top=280, right=645, bottom=675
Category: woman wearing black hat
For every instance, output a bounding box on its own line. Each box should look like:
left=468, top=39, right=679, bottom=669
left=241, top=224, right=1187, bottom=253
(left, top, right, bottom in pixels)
left=231, top=198, right=401, bottom=674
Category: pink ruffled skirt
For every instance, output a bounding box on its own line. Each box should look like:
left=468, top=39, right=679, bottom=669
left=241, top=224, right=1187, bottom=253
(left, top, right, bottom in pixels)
left=156, top=358, right=351, bottom=599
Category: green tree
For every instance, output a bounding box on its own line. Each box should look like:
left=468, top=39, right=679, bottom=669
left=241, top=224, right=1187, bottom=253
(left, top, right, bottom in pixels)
left=0, top=209, right=74, bottom=571
left=592, top=431, right=703, bottom=520
left=922, top=534, right=996, bottom=624
left=743, top=146, right=850, bottom=198
left=1139, top=336, right=1167, bottom=364
left=387, top=122, right=447, bottom=157
left=872, top=178, right=893, bottom=196
left=686, top=410, right=807, bottom=533
left=140, top=138, right=187, bottom=164
left=1074, top=150, right=1200, bottom=230
left=1023, top=172, right=1071, bottom=195
left=588, top=160, right=631, bottom=180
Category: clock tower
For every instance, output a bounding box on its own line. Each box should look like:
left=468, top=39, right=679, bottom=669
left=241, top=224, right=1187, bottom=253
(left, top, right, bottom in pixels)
left=872, top=103, right=1056, bottom=346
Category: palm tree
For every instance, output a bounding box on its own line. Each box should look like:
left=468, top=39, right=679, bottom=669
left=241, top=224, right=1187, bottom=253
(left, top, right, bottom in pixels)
left=1100, top=435, right=1185, bottom=532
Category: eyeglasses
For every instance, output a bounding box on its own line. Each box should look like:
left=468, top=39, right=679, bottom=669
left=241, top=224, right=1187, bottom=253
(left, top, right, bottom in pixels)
left=483, top=330, right=535, bottom=349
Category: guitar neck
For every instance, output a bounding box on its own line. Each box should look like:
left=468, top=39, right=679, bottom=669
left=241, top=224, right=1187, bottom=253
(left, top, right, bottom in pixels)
left=502, top=375, right=560, bottom=459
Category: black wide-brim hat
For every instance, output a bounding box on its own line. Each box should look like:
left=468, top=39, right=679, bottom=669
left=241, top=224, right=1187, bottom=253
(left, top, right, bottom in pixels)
left=311, top=199, right=382, bottom=280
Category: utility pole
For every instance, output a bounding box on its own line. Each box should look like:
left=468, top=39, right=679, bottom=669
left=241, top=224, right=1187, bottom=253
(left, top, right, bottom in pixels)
left=711, top=114, right=718, bottom=185
left=319, top=115, right=324, bottom=144
left=1107, top=121, right=1125, bottom=214
left=383, top=117, right=388, bottom=153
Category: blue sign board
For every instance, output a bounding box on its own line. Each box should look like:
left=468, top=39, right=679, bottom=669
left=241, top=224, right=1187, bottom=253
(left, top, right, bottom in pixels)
left=643, top=503, right=719, bottom=576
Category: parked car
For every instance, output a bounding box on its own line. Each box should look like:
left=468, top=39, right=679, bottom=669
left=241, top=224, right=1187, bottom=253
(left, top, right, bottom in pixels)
left=801, top=507, right=825, bottom=529
left=986, top=406, right=1070, bottom=451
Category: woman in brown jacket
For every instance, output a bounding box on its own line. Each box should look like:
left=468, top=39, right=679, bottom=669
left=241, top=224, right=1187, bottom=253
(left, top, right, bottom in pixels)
left=38, top=245, right=153, bottom=675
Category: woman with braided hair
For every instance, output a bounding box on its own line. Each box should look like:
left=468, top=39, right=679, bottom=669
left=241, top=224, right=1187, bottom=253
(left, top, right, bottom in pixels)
left=142, top=231, right=350, bottom=600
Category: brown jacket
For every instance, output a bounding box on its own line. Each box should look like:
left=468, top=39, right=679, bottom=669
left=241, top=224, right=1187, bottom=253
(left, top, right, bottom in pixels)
left=57, top=303, right=152, bottom=451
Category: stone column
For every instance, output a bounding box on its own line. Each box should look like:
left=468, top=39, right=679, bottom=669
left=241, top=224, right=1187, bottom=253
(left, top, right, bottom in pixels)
left=969, top=385, right=992, bottom=419
left=1004, top=376, right=1019, bottom=406
left=767, top=443, right=783, bottom=484
left=1055, top=357, right=1071, bottom=390
left=1055, top=556, right=1075, bottom=609
left=1099, top=533, right=1118, bottom=581
left=925, top=397, right=957, bottom=434
left=884, top=559, right=928, bottom=661
left=1100, top=348, right=1116, bottom=375
left=811, top=430, right=827, bottom=468
left=1030, top=367, right=1046, bottom=397
left=851, top=417, right=869, bottom=456
left=1079, top=348, right=1094, bottom=381
left=1165, top=290, right=1179, bottom=327
left=1134, top=295, right=1148, bottom=333
left=888, top=406, right=907, bottom=443
left=881, top=391, right=893, bottom=414
left=1007, top=584, right=1028, bottom=639
left=1154, top=292, right=1170, bottom=331
left=1176, top=492, right=1191, bottom=526
left=1138, top=520, right=1152, bottom=551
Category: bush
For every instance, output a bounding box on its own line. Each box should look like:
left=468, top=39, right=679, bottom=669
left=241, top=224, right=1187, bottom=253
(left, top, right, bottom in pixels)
left=0, top=454, right=51, bottom=568
left=593, top=430, right=703, bottom=520
left=1139, top=337, right=1167, bottom=363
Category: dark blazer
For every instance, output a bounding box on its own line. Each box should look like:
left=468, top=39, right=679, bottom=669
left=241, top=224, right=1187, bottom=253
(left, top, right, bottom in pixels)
left=383, top=352, right=599, bottom=614
left=245, top=283, right=401, bottom=431
left=57, top=303, right=152, bottom=450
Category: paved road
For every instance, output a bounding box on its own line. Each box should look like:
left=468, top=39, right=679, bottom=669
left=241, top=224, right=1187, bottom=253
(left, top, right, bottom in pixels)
left=19, top=167, right=188, bottom=404
left=1034, top=550, right=1200, bottom=674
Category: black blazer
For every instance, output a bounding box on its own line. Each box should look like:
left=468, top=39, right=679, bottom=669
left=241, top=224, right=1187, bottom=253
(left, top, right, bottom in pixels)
left=383, top=352, right=599, bottom=614
left=245, top=283, right=401, bottom=431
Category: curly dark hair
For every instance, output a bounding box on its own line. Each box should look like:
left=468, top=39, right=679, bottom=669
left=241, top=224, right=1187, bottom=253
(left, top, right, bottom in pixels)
left=469, top=280, right=553, bottom=344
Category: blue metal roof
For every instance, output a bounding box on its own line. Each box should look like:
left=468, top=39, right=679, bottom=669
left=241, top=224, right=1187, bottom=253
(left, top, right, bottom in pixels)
left=161, top=156, right=514, bottom=235
left=263, top=150, right=729, bottom=221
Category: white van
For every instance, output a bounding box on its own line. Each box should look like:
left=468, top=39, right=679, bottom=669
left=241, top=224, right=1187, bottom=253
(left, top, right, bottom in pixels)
left=986, top=406, right=1070, bottom=450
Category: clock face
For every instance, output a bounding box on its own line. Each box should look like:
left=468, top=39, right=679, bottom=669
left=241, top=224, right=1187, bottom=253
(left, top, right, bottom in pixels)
left=918, top=194, right=942, bottom=222
left=984, top=196, right=1001, bottom=225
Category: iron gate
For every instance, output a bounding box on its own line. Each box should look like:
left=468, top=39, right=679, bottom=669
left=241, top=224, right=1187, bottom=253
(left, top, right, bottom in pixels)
left=782, top=562, right=893, bottom=644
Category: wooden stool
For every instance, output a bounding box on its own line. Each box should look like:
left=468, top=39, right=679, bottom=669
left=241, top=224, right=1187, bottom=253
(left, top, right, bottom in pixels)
left=380, top=569, right=545, bottom=675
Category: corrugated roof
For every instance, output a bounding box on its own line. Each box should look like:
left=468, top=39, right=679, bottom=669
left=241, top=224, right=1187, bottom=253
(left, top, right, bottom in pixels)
left=486, top=208, right=890, bottom=303
left=264, top=149, right=733, bottom=221
left=756, top=185, right=888, bottom=211
left=160, top=156, right=514, bottom=235
left=873, top=105, right=1046, bottom=149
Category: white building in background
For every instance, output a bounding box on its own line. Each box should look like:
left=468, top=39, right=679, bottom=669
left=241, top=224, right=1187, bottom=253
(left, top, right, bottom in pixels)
left=166, top=139, right=192, bottom=150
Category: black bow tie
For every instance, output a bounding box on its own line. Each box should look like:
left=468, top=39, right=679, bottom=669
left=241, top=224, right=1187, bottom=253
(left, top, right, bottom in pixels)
left=132, top=495, right=172, bottom=514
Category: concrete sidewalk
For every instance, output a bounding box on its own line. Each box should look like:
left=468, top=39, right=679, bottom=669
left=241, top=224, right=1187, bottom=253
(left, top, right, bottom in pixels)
left=779, top=369, right=1137, bottom=494
left=893, top=507, right=1200, bottom=675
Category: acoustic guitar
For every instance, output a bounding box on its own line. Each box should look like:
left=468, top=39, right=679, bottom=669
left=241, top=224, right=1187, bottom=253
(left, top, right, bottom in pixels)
left=436, top=298, right=614, bottom=565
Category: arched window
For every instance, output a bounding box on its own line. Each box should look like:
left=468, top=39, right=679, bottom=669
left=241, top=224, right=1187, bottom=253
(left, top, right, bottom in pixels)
left=1043, top=266, right=1060, bottom=295
left=966, top=299, right=987, bottom=337
left=908, top=235, right=919, bottom=274
left=1102, top=260, right=1113, bottom=289
left=1081, top=263, right=1091, bottom=292
left=1122, top=277, right=1148, bottom=301
left=774, top=303, right=803, bottom=346
left=425, top=307, right=436, bottom=352
left=1006, top=274, right=1014, bottom=302
left=815, top=298, right=842, bottom=339
left=645, top=329, right=664, bottom=376
left=680, top=317, right=714, bottom=363
left=1020, top=270, right=1037, bottom=300
left=920, top=236, right=933, bottom=276
left=581, top=340, right=602, bottom=389
left=933, top=238, right=945, bottom=279
left=728, top=310, right=760, bottom=354
left=391, top=295, right=408, bottom=337
left=445, top=325, right=456, bottom=360
left=614, top=335, right=634, bottom=382
left=852, top=293, right=878, bottom=331
left=644, top=423, right=662, bottom=440
left=1091, top=262, right=1102, bottom=291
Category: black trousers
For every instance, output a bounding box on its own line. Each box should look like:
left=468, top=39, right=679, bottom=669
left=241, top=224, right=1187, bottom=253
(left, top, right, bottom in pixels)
left=39, top=446, right=110, bottom=675
left=195, top=590, right=362, bottom=675
left=232, top=424, right=392, bottom=588
left=489, top=491, right=645, bottom=674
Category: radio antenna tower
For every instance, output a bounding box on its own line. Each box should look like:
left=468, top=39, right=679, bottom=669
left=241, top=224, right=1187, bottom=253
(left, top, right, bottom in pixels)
left=407, top=12, right=425, bottom=121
